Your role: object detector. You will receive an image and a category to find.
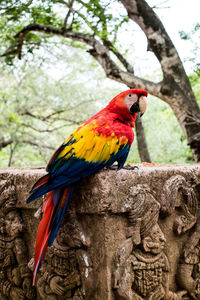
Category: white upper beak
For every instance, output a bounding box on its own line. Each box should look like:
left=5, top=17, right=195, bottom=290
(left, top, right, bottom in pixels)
left=139, top=96, right=147, bottom=115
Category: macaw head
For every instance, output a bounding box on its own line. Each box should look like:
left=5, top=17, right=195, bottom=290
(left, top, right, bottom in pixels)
left=106, top=89, right=148, bottom=125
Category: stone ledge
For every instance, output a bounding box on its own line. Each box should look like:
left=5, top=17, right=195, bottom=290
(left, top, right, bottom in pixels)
left=0, top=165, right=200, bottom=300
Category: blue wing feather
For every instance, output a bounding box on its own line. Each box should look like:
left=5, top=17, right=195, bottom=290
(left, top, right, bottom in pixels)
left=27, top=144, right=130, bottom=204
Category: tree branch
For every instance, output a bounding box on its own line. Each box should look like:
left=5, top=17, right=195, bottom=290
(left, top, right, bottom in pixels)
left=8, top=142, right=18, bottom=167
left=20, top=118, right=81, bottom=133
left=120, top=0, right=184, bottom=80
left=18, top=98, right=94, bottom=122
left=67, top=0, right=135, bottom=73
left=151, top=0, right=170, bottom=9
left=14, top=23, right=160, bottom=95
left=0, top=136, right=55, bottom=151
left=62, top=0, right=75, bottom=29
left=20, top=109, right=66, bottom=121
left=0, top=138, right=13, bottom=151
left=102, top=39, right=134, bottom=73
left=21, top=123, right=67, bottom=133
left=88, top=46, right=162, bottom=96
left=20, top=139, right=55, bottom=150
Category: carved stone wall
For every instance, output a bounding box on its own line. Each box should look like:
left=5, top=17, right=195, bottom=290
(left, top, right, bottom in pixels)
left=0, top=165, right=200, bottom=300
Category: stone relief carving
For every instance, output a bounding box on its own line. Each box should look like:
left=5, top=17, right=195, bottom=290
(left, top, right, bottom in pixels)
left=112, top=184, right=187, bottom=300
left=1, top=177, right=92, bottom=300
left=160, top=175, right=198, bottom=235
left=1, top=169, right=200, bottom=300
left=158, top=175, right=200, bottom=299
left=31, top=209, right=91, bottom=300
left=0, top=182, right=35, bottom=300
left=177, top=221, right=200, bottom=300
left=160, top=175, right=200, bottom=299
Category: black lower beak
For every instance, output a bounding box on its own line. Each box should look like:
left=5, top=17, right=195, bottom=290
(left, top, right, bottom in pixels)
left=130, top=100, right=140, bottom=114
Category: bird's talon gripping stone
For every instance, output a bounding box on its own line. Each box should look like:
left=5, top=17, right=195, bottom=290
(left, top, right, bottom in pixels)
left=123, top=164, right=139, bottom=170
left=105, top=165, right=118, bottom=170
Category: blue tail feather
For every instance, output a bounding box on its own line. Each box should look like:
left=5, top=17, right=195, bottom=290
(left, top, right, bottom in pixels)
left=27, top=176, right=74, bottom=203
left=48, top=186, right=74, bottom=246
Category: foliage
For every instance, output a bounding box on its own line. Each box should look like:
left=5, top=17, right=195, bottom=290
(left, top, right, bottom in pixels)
left=0, top=47, right=122, bottom=166
left=179, top=23, right=200, bottom=75
left=0, top=0, right=129, bottom=64
left=189, top=73, right=200, bottom=104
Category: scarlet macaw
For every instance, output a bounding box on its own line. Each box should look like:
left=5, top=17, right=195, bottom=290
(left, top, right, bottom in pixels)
left=27, top=88, right=148, bottom=284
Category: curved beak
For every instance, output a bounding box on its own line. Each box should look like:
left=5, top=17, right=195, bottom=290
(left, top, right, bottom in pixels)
left=139, top=96, right=147, bottom=117
left=130, top=95, right=147, bottom=117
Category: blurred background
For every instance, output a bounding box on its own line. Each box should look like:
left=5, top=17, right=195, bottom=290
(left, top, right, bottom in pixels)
left=0, top=0, right=199, bottom=167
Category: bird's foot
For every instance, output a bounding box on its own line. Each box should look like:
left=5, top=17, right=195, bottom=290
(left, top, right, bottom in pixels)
left=105, top=164, right=118, bottom=170
left=123, top=164, right=138, bottom=170
left=105, top=164, right=139, bottom=170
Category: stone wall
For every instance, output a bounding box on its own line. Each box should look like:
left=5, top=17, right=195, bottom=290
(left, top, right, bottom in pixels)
left=0, top=165, right=200, bottom=300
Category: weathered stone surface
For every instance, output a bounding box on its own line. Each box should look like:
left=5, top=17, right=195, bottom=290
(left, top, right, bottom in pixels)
left=0, top=165, right=200, bottom=300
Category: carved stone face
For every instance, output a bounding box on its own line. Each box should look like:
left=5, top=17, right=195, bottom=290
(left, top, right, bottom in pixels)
left=142, top=224, right=166, bottom=255
left=5, top=210, right=23, bottom=237
left=173, top=207, right=197, bottom=235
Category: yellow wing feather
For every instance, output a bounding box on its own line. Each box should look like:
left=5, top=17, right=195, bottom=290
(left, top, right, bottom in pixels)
left=58, top=122, right=128, bottom=164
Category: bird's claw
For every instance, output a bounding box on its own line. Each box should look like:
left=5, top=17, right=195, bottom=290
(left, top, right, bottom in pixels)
left=123, top=164, right=138, bottom=170
left=105, top=164, right=139, bottom=170
left=105, top=164, right=118, bottom=170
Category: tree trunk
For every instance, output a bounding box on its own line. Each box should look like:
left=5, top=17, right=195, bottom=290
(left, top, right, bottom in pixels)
left=120, top=0, right=200, bottom=161
left=135, top=117, right=151, bottom=162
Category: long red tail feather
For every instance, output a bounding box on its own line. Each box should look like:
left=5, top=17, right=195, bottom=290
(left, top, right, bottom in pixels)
left=33, top=186, right=73, bottom=285
left=33, top=191, right=54, bottom=285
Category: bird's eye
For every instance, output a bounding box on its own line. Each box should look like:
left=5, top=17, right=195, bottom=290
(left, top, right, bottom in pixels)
left=128, top=94, right=132, bottom=97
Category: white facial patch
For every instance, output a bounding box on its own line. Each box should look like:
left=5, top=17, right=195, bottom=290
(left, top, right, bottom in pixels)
left=124, top=93, right=138, bottom=111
